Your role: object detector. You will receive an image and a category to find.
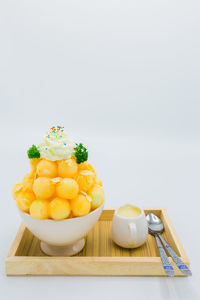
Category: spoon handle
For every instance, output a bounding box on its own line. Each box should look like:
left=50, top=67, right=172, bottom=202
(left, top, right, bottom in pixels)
left=158, top=234, right=192, bottom=276
left=155, top=235, right=175, bottom=277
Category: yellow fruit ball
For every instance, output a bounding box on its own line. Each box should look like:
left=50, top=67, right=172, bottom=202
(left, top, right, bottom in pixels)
left=58, top=158, right=78, bottom=178
left=16, top=192, right=35, bottom=213
left=77, top=170, right=96, bottom=192
left=71, top=193, right=91, bottom=217
left=49, top=197, right=71, bottom=220
left=30, top=199, right=49, bottom=219
left=56, top=178, right=79, bottom=199
left=12, top=182, right=23, bottom=200
left=78, top=162, right=96, bottom=175
left=22, top=171, right=35, bottom=192
left=88, top=185, right=104, bottom=210
left=30, top=158, right=41, bottom=170
left=33, top=177, right=55, bottom=199
left=36, top=159, right=58, bottom=178
left=95, top=178, right=103, bottom=186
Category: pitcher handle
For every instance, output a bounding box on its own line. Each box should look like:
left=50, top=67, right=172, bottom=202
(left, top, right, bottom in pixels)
left=128, top=223, right=137, bottom=244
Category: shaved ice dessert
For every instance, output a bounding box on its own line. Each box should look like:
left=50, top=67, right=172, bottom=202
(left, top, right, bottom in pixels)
left=13, top=126, right=104, bottom=220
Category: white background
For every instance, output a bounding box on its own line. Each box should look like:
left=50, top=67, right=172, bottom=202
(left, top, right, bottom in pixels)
left=0, top=0, right=200, bottom=299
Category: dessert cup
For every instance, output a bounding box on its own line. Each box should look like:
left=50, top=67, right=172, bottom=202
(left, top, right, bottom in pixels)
left=13, top=126, right=105, bottom=255
left=18, top=204, right=104, bottom=256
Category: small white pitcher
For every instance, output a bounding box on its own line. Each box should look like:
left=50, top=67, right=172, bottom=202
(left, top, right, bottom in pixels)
left=112, top=205, right=148, bottom=248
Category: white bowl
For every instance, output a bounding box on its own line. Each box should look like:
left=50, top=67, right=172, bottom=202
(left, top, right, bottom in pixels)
left=18, top=204, right=104, bottom=256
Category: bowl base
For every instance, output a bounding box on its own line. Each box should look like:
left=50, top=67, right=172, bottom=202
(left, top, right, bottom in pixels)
left=40, top=238, right=85, bottom=256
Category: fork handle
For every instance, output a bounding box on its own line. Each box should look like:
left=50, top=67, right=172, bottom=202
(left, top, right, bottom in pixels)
left=158, top=234, right=192, bottom=276
left=155, top=235, right=175, bottom=277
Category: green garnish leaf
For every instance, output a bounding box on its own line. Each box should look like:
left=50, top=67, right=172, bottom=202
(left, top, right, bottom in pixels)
left=27, top=145, right=40, bottom=159
left=74, top=143, right=88, bottom=164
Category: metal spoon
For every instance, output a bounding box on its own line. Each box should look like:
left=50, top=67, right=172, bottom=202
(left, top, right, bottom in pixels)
left=146, top=213, right=192, bottom=276
left=146, top=213, right=174, bottom=276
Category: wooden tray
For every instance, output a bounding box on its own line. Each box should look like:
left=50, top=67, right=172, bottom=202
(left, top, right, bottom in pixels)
left=6, top=208, right=190, bottom=276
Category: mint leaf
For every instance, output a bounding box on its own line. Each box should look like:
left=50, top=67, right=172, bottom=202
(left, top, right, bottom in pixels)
left=74, top=143, right=88, bottom=164
left=27, top=145, right=40, bottom=159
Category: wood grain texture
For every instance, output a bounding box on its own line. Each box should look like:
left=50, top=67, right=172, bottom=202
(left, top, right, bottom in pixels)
left=6, top=208, right=190, bottom=276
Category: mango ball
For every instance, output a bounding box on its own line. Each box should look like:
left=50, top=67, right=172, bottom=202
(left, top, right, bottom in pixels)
left=30, top=199, right=49, bottom=219
left=71, top=193, right=91, bottom=217
left=22, top=171, right=35, bottom=192
left=12, top=182, right=23, bottom=200
left=78, top=161, right=96, bottom=175
left=36, top=159, right=58, bottom=178
left=49, top=197, right=71, bottom=220
left=33, top=177, right=55, bottom=199
left=77, top=170, right=96, bottom=192
left=88, top=185, right=104, bottom=210
left=30, top=158, right=40, bottom=170
left=16, top=192, right=35, bottom=213
left=56, top=178, right=79, bottom=199
left=58, top=158, right=78, bottom=178
left=95, top=178, right=103, bottom=186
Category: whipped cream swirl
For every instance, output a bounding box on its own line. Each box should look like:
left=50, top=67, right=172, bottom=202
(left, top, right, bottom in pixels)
left=38, top=127, right=75, bottom=161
